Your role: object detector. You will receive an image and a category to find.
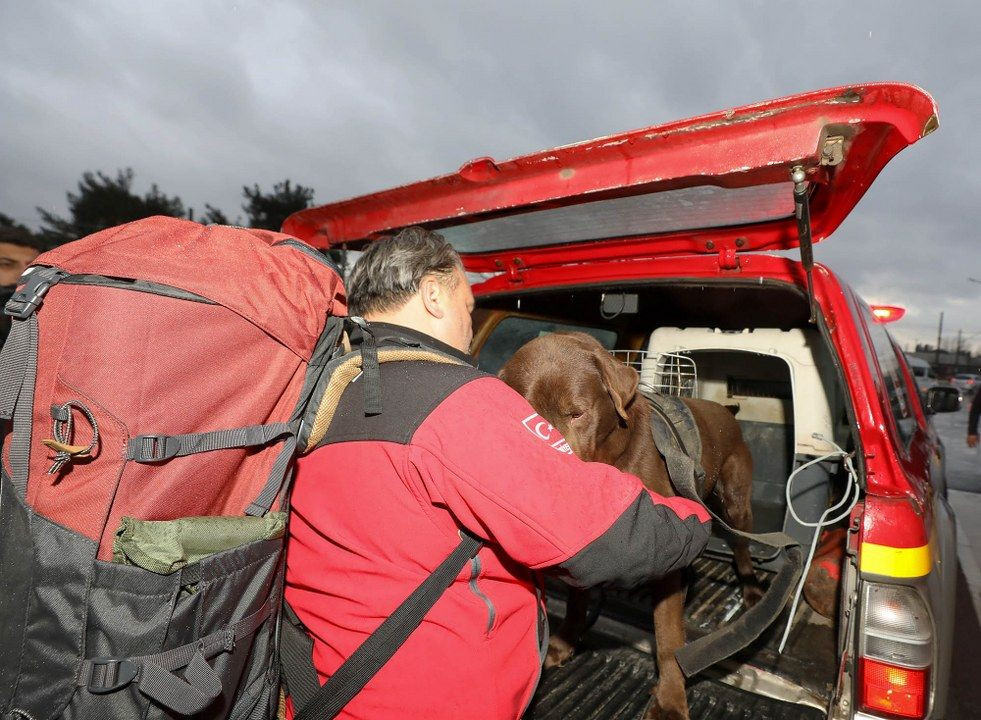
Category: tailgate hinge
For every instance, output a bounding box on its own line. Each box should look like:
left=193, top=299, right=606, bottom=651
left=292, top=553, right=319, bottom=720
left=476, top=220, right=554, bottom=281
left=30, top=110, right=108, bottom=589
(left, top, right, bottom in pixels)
left=717, top=246, right=740, bottom=270
left=792, top=166, right=818, bottom=323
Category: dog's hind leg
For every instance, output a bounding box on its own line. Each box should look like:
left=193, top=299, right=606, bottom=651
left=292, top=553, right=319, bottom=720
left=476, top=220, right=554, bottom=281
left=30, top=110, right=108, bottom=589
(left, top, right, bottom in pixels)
left=545, top=587, right=590, bottom=668
left=720, top=446, right=764, bottom=608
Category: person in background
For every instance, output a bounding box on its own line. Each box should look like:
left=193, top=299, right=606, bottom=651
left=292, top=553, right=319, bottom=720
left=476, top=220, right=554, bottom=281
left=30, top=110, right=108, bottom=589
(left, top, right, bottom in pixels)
left=0, top=227, right=44, bottom=343
left=968, top=388, right=980, bottom=448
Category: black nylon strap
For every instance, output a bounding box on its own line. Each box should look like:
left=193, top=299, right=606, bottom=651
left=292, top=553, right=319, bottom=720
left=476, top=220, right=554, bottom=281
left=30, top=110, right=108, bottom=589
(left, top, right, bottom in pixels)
left=279, top=603, right=321, bottom=710
left=0, top=268, right=67, bottom=498
left=127, top=421, right=296, bottom=463
left=292, top=532, right=483, bottom=720
left=245, top=432, right=298, bottom=517
left=677, top=545, right=804, bottom=677
left=643, top=392, right=803, bottom=678
left=359, top=327, right=382, bottom=416
left=645, top=393, right=801, bottom=549
left=0, top=315, right=29, bottom=420
left=2, top=316, right=38, bottom=500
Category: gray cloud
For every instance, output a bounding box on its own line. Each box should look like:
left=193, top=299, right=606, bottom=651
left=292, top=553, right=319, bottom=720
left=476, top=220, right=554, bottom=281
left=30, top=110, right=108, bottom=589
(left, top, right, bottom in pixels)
left=2, top=0, right=979, bottom=351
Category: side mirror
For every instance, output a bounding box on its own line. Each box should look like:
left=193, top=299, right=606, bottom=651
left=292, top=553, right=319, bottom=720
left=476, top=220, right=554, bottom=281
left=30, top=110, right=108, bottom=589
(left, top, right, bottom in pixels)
left=926, top=386, right=961, bottom=414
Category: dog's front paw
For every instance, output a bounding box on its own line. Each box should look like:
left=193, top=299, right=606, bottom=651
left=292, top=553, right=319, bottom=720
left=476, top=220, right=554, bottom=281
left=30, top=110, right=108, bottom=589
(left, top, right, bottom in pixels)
left=544, top=636, right=575, bottom=668
left=643, top=698, right=689, bottom=720
left=644, top=680, right=690, bottom=720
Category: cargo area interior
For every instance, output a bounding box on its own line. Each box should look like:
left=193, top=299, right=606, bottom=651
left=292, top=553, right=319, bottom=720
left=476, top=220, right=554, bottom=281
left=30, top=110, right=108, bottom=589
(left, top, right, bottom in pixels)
left=472, top=281, right=859, bottom=720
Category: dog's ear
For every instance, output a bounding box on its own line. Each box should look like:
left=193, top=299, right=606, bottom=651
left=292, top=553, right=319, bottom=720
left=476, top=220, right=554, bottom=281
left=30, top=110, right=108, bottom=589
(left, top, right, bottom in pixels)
left=595, top=350, right=639, bottom=423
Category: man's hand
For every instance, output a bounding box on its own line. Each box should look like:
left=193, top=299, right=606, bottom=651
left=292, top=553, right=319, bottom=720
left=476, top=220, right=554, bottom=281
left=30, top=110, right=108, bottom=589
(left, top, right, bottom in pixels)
left=969, top=434, right=979, bottom=449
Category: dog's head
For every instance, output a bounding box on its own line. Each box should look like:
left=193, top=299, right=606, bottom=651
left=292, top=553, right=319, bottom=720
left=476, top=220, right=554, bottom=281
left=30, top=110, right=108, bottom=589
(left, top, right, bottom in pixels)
left=499, top=332, right=639, bottom=462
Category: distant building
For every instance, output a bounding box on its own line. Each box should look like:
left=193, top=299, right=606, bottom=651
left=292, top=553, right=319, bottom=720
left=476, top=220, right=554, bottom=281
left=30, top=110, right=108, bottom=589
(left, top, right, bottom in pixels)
left=908, top=347, right=981, bottom=378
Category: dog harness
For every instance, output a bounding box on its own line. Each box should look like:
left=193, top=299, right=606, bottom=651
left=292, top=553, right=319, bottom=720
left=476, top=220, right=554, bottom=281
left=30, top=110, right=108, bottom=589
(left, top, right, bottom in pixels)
left=643, top=389, right=804, bottom=678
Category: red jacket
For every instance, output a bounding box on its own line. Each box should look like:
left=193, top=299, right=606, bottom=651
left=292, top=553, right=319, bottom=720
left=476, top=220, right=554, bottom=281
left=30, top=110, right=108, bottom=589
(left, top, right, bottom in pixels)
left=285, top=324, right=711, bottom=719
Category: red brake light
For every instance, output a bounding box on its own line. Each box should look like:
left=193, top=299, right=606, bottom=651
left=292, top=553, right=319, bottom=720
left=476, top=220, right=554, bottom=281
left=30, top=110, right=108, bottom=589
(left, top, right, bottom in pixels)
left=871, top=305, right=907, bottom=323
left=860, top=657, right=928, bottom=718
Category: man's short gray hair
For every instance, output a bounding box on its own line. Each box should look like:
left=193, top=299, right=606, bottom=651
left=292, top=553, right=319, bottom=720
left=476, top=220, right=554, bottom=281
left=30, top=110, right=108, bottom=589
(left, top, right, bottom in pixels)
left=347, top=226, right=463, bottom=317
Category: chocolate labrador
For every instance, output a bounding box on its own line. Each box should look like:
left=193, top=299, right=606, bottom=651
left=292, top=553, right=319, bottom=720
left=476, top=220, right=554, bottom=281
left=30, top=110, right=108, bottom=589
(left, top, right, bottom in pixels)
left=499, top=332, right=762, bottom=720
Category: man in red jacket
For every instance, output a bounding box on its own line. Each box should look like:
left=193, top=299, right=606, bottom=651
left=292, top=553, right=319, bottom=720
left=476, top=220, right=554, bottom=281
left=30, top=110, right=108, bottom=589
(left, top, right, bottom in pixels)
left=285, top=227, right=711, bottom=719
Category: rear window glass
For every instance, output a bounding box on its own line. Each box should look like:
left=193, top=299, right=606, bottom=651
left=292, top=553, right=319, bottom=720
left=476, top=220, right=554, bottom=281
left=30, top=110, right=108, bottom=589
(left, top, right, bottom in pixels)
left=865, top=314, right=917, bottom=445
left=439, top=182, right=794, bottom=253
left=476, top=317, right=617, bottom=375
left=911, top=366, right=926, bottom=377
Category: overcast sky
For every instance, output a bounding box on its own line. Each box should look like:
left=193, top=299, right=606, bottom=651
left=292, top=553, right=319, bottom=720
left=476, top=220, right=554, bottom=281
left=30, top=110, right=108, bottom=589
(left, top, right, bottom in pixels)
left=2, top=1, right=979, bottom=352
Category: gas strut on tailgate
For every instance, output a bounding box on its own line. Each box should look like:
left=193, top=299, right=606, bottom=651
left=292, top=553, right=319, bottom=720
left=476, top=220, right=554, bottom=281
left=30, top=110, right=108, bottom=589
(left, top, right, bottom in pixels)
left=792, top=166, right=817, bottom=324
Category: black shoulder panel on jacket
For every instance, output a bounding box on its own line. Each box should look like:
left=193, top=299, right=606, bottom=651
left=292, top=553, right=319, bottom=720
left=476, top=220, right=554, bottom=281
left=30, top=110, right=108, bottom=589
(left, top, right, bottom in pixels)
left=553, top=491, right=711, bottom=589
left=316, top=360, right=489, bottom=447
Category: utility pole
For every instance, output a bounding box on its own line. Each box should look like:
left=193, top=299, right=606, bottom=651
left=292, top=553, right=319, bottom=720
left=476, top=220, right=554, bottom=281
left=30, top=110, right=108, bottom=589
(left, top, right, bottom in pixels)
left=955, top=329, right=963, bottom=371
left=935, top=311, right=943, bottom=368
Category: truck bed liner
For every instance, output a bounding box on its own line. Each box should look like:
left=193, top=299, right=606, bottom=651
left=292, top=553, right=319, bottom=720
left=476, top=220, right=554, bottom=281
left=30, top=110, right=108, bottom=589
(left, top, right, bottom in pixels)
left=602, top=556, right=836, bottom=697
left=524, top=647, right=825, bottom=720
left=528, top=556, right=836, bottom=718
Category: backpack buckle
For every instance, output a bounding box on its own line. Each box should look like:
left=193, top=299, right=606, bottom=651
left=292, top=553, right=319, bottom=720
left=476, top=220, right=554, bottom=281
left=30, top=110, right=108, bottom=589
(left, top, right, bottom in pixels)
left=4, top=267, right=67, bottom=319
left=131, top=434, right=180, bottom=462
left=86, top=657, right=139, bottom=694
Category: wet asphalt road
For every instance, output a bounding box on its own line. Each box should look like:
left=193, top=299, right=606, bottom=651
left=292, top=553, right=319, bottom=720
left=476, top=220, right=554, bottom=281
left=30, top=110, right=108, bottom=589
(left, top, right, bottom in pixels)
left=936, top=399, right=980, bottom=492
left=932, top=398, right=981, bottom=719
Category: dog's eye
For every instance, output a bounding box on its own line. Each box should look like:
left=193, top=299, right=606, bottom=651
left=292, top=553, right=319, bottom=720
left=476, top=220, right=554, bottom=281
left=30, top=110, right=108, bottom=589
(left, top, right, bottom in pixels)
left=567, top=410, right=585, bottom=420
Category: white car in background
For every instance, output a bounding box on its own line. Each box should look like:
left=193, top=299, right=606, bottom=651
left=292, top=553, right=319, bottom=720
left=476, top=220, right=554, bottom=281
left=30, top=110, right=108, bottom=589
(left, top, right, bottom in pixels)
left=952, top=372, right=981, bottom=395
left=906, top=355, right=942, bottom=395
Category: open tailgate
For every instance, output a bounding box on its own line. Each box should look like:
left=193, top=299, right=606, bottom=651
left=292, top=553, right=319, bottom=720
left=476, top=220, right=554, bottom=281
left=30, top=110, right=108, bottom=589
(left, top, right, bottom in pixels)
left=284, top=83, right=937, bottom=272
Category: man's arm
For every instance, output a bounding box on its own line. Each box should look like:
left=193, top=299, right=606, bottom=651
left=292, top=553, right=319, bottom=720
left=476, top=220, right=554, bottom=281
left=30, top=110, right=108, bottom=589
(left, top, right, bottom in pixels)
left=410, top=376, right=711, bottom=588
left=969, top=390, right=981, bottom=447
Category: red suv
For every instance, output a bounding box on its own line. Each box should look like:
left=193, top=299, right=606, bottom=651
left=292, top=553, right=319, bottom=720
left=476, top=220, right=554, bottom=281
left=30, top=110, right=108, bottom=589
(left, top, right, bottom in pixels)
left=286, top=83, right=958, bottom=720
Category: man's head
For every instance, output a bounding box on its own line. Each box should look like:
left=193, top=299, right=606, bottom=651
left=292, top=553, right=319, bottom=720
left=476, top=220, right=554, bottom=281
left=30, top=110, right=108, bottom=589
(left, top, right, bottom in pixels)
left=0, top=228, right=43, bottom=288
left=347, top=226, right=474, bottom=353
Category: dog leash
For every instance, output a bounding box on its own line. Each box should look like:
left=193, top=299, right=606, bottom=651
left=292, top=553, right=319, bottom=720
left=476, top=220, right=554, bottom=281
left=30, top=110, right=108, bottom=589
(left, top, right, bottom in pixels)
left=642, top=390, right=804, bottom=678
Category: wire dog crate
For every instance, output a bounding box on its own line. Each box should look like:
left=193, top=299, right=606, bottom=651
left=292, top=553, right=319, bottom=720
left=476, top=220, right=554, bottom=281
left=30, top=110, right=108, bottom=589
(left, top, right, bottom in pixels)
left=609, top=349, right=697, bottom=398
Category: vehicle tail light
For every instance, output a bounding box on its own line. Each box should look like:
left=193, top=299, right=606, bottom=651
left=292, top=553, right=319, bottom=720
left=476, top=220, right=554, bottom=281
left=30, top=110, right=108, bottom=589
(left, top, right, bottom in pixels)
left=870, top=305, right=907, bottom=323
left=859, top=582, right=933, bottom=718
left=860, top=658, right=928, bottom=718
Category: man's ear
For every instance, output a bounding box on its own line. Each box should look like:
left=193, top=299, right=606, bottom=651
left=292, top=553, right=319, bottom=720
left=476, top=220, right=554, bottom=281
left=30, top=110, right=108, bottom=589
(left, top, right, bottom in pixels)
left=595, top=350, right=639, bottom=423
left=419, top=274, right=445, bottom=319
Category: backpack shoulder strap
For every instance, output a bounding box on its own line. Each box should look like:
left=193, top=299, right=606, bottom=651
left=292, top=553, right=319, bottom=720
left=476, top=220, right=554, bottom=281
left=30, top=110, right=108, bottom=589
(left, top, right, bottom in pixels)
left=301, top=343, right=469, bottom=453
left=0, top=266, right=66, bottom=498
left=0, top=314, right=38, bottom=499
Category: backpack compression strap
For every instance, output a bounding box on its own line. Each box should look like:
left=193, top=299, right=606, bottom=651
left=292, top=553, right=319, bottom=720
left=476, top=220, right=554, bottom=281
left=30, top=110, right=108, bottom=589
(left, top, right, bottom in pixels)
left=643, top=391, right=804, bottom=678
left=78, top=589, right=274, bottom=715
left=284, top=531, right=483, bottom=720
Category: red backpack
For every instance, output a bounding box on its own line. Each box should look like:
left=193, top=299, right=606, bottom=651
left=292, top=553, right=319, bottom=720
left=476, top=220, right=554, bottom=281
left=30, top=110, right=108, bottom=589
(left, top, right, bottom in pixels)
left=0, top=216, right=347, bottom=719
